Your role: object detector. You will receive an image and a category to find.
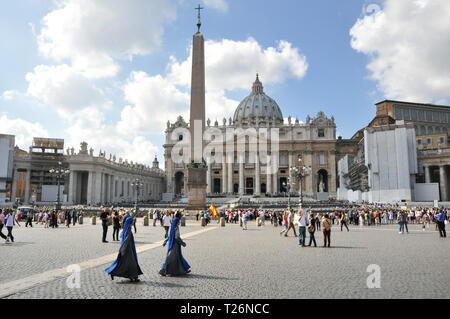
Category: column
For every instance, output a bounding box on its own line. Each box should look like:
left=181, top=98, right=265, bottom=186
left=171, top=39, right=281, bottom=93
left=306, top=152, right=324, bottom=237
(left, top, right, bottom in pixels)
left=207, top=161, right=211, bottom=193
left=110, top=174, right=114, bottom=203
left=288, top=151, right=295, bottom=192
left=255, top=153, right=261, bottom=195
left=273, top=154, right=278, bottom=194
left=184, top=173, right=188, bottom=196
left=86, top=171, right=92, bottom=204
left=227, top=155, right=233, bottom=194
left=93, top=171, right=101, bottom=205
left=239, top=159, right=244, bottom=195
left=101, top=173, right=105, bottom=204
left=439, top=165, right=448, bottom=201
left=424, top=165, right=431, bottom=183
left=222, top=160, right=227, bottom=194
left=10, top=169, right=17, bottom=203
left=266, top=166, right=272, bottom=194
left=24, top=169, right=31, bottom=204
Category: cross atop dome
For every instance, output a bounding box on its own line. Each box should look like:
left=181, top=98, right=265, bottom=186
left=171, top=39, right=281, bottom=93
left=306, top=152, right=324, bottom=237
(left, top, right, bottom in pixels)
left=252, top=73, right=264, bottom=94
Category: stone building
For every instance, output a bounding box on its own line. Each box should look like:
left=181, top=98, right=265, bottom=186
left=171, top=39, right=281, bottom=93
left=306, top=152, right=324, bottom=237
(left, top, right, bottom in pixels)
left=373, top=100, right=450, bottom=201
left=10, top=138, right=165, bottom=206
left=164, top=75, right=355, bottom=200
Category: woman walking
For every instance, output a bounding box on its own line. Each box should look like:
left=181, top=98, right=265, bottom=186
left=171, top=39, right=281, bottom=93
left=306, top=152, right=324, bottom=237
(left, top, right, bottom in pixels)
left=322, top=214, right=332, bottom=248
left=280, top=212, right=288, bottom=236
left=105, top=215, right=143, bottom=282
left=159, top=217, right=191, bottom=276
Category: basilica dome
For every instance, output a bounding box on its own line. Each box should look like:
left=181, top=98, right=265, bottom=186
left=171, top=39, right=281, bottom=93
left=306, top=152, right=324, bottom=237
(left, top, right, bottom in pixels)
left=233, top=75, right=284, bottom=126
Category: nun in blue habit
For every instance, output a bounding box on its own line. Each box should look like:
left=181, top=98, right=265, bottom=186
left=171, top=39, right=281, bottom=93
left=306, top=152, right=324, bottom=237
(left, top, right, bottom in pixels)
left=159, top=217, right=191, bottom=276
left=105, top=215, right=143, bottom=282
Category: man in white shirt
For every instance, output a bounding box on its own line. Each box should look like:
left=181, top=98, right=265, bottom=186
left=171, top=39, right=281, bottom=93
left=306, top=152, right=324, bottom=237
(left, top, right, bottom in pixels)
left=298, top=210, right=307, bottom=247
left=162, top=211, right=172, bottom=238
left=153, top=210, right=158, bottom=227
left=5, top=209, right=20, bottom=243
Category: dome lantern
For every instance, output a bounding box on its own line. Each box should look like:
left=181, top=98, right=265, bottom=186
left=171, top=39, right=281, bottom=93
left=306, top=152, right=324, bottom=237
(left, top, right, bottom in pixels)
left=233, top=74, right=283, bottom=126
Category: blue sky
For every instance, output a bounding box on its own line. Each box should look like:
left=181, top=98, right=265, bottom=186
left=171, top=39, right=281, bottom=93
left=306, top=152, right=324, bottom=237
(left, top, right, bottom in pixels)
left=1, top=0, right=449, bottom=164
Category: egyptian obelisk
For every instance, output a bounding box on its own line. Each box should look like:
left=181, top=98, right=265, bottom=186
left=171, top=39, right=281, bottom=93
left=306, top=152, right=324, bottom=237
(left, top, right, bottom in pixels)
left=187, top=5, right=207, bottom=212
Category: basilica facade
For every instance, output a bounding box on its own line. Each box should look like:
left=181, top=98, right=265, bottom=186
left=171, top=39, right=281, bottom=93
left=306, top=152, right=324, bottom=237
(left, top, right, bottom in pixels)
left=164, top=75, right=355, bottom=200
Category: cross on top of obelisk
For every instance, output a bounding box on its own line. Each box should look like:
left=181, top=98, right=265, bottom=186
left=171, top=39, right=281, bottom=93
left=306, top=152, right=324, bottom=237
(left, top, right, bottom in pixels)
left=196, top=4, right=204, bottom=33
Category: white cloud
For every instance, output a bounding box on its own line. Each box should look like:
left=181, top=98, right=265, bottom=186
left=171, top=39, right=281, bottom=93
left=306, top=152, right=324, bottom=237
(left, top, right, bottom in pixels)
left=350, top=0, right=450, bottom=102
left=1, top=90, right=20, bottom=101
left=26, top=64, right=111, bottom=119
left=37, top=0, right=176, bottom=78
left=0, top=115, right=49, bottom=149
left=65, top=111, right=158, bottom=165
left=118, top=71, right=190, bottom=135
left=203, top=0, right=228, bottom=12
left=119, top=38, right=307, bottom=135
left=25, top=65, right=159, bottom=164
left=168, top=38, right=308, bottom=92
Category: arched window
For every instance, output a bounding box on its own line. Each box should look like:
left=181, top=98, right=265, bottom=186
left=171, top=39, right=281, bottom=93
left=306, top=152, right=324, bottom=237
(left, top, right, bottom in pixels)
left=428, top=126, right=434, bottom=135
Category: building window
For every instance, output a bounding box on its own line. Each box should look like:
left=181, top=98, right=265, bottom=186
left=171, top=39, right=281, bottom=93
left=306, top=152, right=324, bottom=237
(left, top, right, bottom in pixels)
left=417, top=139, right=422, bottom=145
left=439, top=137, right=445, bottom=144
left=280, top=154, right=287, bottom=165
left=395, top=107, right=402, bottom=119
left=441, top=112, right=447, bottom=123
left=410, top=109, right=418, bottom=120
left=427, top=138, right=432, bottom=145
left=426, top=111, right=432, bottom=121
left=433, top=111, right=440, bottom=122
left=178, top=135, right=183, bottom=141
left=318, top=129, right=325, bottom=138
left=319, top=153, right=325, bottom=165
left=420, top=126, right=426, bottom=135
left=418, top=110, right=425, bottom=121
left=428, top=126, right=434, bottom=135
left=402, top=108, right=410, bottom=120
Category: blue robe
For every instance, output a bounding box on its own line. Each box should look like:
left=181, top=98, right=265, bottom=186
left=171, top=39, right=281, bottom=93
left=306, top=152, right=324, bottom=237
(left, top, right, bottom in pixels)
left=105, top=216, right=143, bottom=279
left=160, top=217, right=190, bottom=276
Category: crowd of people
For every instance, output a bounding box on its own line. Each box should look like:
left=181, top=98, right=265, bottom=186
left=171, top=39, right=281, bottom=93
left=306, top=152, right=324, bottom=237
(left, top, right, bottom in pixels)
left=193, top=206, right=449, bottom=248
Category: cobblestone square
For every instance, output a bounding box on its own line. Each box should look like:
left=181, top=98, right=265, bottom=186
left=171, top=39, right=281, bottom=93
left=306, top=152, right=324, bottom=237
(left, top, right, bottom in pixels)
left=1, top=218, right=449, bottom=299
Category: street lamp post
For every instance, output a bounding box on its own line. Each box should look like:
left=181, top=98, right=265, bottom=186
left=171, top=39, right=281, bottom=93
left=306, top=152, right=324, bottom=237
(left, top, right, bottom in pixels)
left=290, top=158, right=311, bottom=210
left=49, top=161, right=70, bottom=211
left=131, top=178, right=144, bottom=212
left=282, top=177, right=295, bottom=210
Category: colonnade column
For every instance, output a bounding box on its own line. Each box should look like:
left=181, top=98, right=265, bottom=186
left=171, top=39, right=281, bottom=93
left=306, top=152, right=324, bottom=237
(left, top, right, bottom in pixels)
left=86, top=171, right=93, bottom=205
